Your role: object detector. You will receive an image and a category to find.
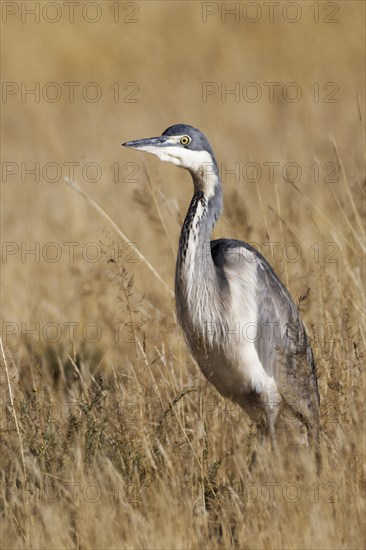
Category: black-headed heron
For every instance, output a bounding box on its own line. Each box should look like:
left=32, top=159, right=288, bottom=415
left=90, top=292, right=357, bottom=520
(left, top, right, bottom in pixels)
left=123, top=124, right=320, bottom=462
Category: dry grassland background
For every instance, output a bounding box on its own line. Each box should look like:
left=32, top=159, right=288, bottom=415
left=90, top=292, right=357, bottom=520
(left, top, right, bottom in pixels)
left=1, top=1, right=365, bottom=548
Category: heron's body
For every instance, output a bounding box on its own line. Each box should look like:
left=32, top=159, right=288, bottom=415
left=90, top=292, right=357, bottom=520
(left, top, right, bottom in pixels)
left=123, top=124, right=320, bottom=448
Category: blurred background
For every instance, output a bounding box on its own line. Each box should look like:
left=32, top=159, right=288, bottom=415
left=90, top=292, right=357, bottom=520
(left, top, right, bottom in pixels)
left=1, top=2, right=365, bottom=548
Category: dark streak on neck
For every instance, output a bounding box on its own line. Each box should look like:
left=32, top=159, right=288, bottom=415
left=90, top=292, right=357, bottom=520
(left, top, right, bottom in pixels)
left=177, top=191, right=208, bottom=272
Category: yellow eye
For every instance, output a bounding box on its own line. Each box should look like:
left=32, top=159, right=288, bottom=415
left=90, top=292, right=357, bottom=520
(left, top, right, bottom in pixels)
left=180, top=135, right=191, bottom=145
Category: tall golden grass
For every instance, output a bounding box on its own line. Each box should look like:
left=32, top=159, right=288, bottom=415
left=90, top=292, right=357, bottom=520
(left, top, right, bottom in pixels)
left=1, top=2, right=365, bottom=548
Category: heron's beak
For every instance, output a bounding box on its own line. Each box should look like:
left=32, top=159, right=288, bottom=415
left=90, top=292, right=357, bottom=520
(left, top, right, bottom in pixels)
left=122, top=135, right=181, bottom=164
left=122, top=136, right=169, bottom=150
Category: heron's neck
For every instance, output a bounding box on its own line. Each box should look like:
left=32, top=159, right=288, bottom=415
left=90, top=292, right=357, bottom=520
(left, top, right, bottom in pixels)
left=175, top=168, right=222, bottom=317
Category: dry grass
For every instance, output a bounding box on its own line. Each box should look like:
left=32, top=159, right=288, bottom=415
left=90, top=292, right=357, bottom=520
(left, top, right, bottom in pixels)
left=1, top=2, right=365, bottom=548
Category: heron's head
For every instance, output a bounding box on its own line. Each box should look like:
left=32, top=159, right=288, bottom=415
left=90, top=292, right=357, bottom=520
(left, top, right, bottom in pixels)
left=122, top=124, right=218, bottom=175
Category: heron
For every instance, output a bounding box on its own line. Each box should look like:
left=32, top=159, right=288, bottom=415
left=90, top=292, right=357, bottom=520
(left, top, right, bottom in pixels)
left=123, top=124, right=320, bottom=458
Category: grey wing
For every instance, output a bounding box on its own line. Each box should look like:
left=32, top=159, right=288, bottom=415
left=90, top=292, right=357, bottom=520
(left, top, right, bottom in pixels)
left=211, top=238, right=320, bottom=430
left=256, top=258, right=320, bottom=423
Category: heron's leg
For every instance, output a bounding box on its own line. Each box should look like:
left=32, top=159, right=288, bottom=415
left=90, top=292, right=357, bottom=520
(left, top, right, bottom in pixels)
left=266, top=407, right=279, bottom=455
left=247, top=410, right=277, bottom=472
left=261, top=383, right=281, bottom=452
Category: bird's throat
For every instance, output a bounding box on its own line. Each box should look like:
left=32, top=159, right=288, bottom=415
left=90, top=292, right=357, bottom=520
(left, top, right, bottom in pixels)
left=175, top=178, right=223, bottom=327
